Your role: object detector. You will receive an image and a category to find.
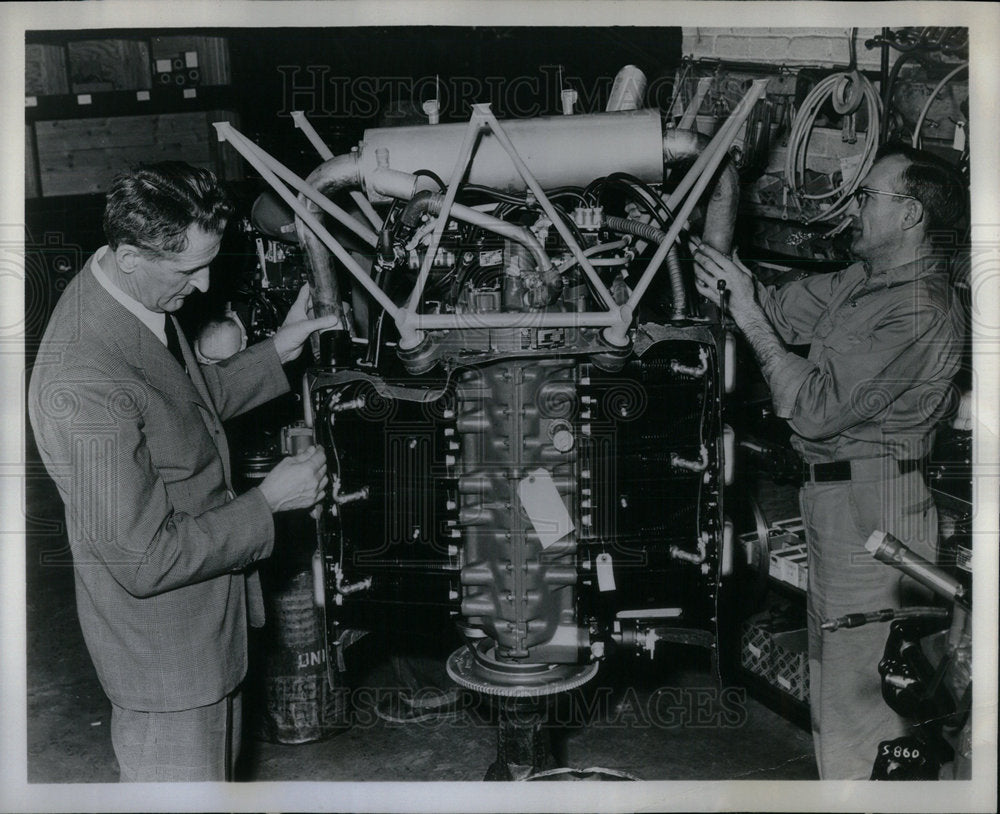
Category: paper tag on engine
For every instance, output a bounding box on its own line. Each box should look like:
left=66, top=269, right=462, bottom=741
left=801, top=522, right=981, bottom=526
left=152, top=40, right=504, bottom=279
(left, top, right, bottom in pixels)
left=596, top=552, right=616, bottom=591
left=952, top=121, right=966, bottom=152
left=518, top=467, right=574, bottom=548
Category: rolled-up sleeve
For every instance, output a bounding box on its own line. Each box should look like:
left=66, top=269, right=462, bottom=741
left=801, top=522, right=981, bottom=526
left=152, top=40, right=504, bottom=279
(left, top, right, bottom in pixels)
left=773, top=300, right=956, bottom=440
left=768, top=352, right=817, bottom=420
left=757, top=270, right=844, bottom=346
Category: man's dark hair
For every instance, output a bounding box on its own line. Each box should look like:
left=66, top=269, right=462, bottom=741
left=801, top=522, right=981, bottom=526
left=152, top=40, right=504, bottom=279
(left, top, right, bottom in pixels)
left=875, top=142, right=967, bottom=237
left=103, top=162, right=235, bottom=255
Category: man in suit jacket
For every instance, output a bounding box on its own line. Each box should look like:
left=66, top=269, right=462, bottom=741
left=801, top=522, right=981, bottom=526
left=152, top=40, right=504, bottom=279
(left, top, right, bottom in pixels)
left=28, top=162, right=341, bottom=781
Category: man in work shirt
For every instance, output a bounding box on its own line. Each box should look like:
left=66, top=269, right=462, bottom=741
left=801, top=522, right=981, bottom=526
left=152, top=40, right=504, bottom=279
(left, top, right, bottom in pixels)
left=692, top=144, right=965, bottom=779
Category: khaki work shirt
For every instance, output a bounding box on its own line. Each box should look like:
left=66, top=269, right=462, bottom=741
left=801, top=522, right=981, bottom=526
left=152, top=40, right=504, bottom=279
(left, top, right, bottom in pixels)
left=756, top=256, right=963, bottom=464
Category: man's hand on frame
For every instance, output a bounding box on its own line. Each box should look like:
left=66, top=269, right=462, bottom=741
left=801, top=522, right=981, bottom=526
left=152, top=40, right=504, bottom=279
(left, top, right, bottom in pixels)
left=272, top=284, right=343, bottom=364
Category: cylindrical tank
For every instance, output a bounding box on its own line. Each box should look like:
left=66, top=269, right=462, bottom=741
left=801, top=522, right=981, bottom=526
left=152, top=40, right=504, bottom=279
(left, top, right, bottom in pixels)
left=358, top=109, right=664, bottom=194
left=236, top=446, right=350, bottom=744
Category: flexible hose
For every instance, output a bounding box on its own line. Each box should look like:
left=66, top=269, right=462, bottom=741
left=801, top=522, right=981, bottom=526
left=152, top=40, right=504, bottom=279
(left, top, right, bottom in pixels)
left=880, top=51, right=921, bottom=142
left=604, top=215, right=687, bottom=320
left=604, top=214, right=664, bottom=244
left=911, top=62, right=968, bottom=148
left=664, top=248, right=687, bottom=321
left=783, top=71, right=881, bottom=223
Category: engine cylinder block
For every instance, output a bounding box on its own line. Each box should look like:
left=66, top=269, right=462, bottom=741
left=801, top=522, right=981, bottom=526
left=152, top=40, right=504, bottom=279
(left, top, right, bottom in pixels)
left=455, top=359, right=583, bottom=662
left=314, top=334, right=725, bottom=683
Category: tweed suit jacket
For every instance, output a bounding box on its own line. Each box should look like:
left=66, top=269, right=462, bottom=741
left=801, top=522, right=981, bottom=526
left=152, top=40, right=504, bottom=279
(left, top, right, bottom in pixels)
left=28, top=251, right=290, bottom=712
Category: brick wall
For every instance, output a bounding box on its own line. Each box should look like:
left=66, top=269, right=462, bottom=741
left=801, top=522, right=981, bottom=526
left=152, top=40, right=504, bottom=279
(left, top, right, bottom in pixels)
left=682, top=28, right=884, bottom=70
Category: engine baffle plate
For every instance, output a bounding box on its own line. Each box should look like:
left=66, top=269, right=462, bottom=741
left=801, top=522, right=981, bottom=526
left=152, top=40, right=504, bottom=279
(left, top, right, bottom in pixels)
left=447, top=640, right=599, bottom=697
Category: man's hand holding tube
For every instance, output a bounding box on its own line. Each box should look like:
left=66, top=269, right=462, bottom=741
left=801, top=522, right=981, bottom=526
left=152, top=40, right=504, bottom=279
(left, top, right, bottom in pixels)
left=690, top=237, right=789, bottom=390
left=689, top=237, right=758, bottom=321
left=258, top=444, right=328, bottom=514
left=272, top=283, right=343, bottom=364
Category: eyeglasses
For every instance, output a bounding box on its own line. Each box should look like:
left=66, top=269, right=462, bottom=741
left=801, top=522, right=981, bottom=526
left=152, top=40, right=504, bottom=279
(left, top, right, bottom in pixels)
left=853, top=187, right=918, bottom=206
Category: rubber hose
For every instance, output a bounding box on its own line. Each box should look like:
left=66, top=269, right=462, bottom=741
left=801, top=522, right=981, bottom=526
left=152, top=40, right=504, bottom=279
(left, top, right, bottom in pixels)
left=664, top=245, right=687, bottom=321
left=400, top=190, right=436, bottom=229
left=604, top=214, right=664, bottom=244
left=783, top=72, right=881, bottom=222
left=881, top=51, right=921, bottom=141
left=604, top=215, right=687, bottom=319
left=911, top=62, right=968, bottom=148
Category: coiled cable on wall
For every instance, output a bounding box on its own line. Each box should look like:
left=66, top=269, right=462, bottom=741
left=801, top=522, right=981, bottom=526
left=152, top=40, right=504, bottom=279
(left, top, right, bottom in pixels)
left=879, top=51, right=921, bottom=143
left=911, top=62, right=968, bottom=149
left=783, top=70, right=882, bottom=223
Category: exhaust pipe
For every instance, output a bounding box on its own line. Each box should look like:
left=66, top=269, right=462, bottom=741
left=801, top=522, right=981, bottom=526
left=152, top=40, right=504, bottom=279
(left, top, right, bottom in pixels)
left=293, top=153, right=362, bottom=320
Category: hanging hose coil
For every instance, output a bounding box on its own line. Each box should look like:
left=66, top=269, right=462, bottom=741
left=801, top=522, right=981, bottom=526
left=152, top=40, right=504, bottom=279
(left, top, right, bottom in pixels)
left=783, top=71, right=882, bottom=223
left=911, top=62, right=968, bottom=148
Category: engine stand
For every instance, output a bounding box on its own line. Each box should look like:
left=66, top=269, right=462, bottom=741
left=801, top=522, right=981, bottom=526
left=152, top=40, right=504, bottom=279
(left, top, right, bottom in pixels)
left=485, top=696, right=554, bottom=781
left=447, top=641, right=599, bottom=781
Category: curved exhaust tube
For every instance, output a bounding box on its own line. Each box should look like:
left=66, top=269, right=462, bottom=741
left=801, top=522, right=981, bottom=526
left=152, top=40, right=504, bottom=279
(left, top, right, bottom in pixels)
left=662, top=128, right=739, bottom=255
left=293, top=153, right=363, bottom=320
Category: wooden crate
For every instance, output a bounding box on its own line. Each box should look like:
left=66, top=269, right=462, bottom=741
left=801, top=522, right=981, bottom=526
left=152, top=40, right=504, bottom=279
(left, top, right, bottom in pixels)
left=26, top=44, right=69, bottom=96
left=67, top=39, right=152, bottom=93
left=150, top=36, right=230, bottom=86
left=34, top=110, right=242, bottom=197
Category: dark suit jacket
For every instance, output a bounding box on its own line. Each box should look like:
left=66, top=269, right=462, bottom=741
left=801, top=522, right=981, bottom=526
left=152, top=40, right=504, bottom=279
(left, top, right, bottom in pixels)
left=29, top=252, right=290, bottom=711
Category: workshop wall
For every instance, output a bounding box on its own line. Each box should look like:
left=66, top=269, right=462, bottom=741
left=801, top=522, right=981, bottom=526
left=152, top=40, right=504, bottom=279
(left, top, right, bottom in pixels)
left=25, top=34, right=241, bottom=199
left=676, top=26, right=969, bottom=259
left=682, top=27, right=884, bottom=69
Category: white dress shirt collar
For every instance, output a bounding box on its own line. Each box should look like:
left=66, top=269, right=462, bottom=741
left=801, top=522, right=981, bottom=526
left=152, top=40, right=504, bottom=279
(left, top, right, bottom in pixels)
left=90, top=246, right=169, bottom=345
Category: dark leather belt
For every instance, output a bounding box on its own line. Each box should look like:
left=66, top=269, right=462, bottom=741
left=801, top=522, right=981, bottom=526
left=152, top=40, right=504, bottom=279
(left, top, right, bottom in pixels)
left=802, top=457, right=923, bottom=483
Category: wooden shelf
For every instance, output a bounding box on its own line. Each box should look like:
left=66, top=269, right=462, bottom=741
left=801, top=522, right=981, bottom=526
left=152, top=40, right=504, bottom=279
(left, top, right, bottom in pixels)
left=27, top=108, right=243, bottom=198
left=25, top=86, right=239, bottom=122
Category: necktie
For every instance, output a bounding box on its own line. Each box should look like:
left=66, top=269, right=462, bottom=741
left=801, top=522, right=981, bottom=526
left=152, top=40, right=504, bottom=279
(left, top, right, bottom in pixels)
left=164, top=316, right=187, bottom=370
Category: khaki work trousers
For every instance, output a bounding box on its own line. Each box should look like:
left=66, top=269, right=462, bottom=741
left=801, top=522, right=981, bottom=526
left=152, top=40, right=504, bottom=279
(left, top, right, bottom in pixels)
left=799, top=460, right=938, bottom=780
